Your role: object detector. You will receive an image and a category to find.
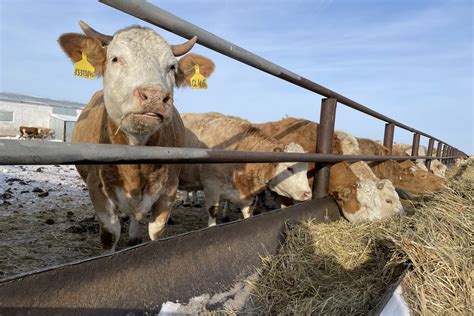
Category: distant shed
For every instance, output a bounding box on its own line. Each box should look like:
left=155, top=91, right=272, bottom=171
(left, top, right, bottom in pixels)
left=0, top=92, right=83, bottom=140
left=50, top=113, right=78, bottom=142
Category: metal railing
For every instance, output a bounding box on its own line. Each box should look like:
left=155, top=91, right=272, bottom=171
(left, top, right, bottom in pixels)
left=0, top=0, right=467, bottom=200
left=97, top=0, right=467, bottom=197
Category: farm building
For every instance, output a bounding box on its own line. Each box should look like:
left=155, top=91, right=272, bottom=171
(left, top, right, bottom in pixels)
left=0, top=92, right=83, bottom=141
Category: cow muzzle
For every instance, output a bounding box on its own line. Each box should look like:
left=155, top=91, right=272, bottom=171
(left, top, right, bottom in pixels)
left=133, top=87, right=173, bottom=122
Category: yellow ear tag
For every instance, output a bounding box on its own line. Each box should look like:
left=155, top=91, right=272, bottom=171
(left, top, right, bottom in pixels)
left=74, top=52, right=96, bottom=80
left=190, top=64, right=207, bottom=89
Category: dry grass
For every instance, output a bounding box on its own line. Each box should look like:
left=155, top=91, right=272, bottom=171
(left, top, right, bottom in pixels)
left=250, top=160, right=473, bottom=315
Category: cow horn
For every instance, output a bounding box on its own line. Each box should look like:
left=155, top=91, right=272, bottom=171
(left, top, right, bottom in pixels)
left=79, top=20, right=113, bottom=45
left=171, top=36, right=197, bottom=57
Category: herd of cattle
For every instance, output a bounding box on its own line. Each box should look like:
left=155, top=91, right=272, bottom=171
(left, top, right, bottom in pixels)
left=52, top=22, right=467, bottom=251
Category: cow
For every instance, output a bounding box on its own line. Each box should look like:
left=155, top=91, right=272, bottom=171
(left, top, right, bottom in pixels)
left=58, top=21, right=215, bottom=251
left=356, top=138, right=444, bottom=194
left=37, top=128, right=55, bottom=140
left=392, top=144, right=447, bottom=178
left=19, top=126, right=54, bottom=139
left=256, top=118, right=403, bottom=223
left=179, top=112, right=312, bottom=226
left=19, top=126, right=39, bottom=139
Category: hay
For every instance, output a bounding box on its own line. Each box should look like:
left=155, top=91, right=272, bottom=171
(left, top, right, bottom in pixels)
left=251, top=160, right=473, bottom=315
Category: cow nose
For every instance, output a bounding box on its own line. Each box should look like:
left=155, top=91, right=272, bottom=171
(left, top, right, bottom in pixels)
left=135, top=87, right=171, bottom=105
left=302, top=191, right=312, bottom=200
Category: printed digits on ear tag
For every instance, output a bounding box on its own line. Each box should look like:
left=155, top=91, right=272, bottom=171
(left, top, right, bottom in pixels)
left=74, top=52, right=96, bottom=80
left=190, top=64, right=208, bottom=89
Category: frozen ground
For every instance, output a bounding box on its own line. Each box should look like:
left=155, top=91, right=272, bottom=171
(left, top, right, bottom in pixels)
left=0, top=163, right=275, bottom=279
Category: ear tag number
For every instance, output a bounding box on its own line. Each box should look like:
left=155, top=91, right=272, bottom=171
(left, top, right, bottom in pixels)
left=74, top=52, right=96, bottom=80
left=190, top=64, right=207, bottom=89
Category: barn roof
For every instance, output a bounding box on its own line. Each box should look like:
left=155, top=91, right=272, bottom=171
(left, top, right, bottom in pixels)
left=0, top=92, right=84, bottom=110
left=50, top=113, right=79, bottom=122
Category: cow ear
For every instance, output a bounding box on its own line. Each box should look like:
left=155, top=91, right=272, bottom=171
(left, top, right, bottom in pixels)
left=58, top=33, right=107, bottom=76
left=176, top=53, right=215, bottom=87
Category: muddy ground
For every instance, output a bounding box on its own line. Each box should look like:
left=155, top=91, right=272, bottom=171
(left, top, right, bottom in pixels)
left=0, top=164, right=279, bottom=279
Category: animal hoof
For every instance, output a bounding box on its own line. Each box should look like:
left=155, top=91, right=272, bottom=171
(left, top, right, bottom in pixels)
left=167, top=217, right=175, bottom=225
left=128, top=237, right=143, bottom=246
left=221, top=216, right=230, bottom=223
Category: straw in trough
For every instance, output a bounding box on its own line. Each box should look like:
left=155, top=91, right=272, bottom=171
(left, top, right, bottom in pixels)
left=250, top=160, right=473, bottom=315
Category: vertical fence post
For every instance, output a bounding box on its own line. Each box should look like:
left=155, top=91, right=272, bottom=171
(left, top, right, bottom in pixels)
left=411, top=133, right=421, bottom=158
left=436, top=142, right=443, bottom=159
left=313, top=97, right=337, bottom=199
left=449, top=147, right=454, bottom=166
left=441, top=144, right=448, bottom=165
left=426, top=138, right=435, bottom=170
left=383, top=123, right=395, bottom=154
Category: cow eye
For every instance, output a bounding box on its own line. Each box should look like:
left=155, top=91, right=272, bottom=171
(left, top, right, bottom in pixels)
left=287, top=167, right=294, bottom=173
left=169, top=64, right=177, bottom=72
left=111, top=57, right=118, bottom=63
left=386, top=199, right=393, bottom=204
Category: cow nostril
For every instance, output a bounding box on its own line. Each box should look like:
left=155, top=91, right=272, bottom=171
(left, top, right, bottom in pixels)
left=137, top=89, right=148, bottom=102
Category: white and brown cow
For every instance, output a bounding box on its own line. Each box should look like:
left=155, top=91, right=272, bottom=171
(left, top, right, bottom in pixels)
left=392, top=144, right=447, bottom=178
left=356, top=138, right=444, bottom=194
left=179, top=112, right=312, bottom=226
left=256, top=118, right=403, bottom=223
left=58, top=22, right=214, bottom=251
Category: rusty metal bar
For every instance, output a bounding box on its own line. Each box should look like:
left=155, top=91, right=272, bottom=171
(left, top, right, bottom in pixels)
left=383, top=123, right=395, bottom=154
left=99, top=0, right=458, bottom=147
left=0, top=139, right=452, bottom=166
left=436, top=142, right=443, bottom=158
left=313, top=98, right=337, bottom=199
left=426, top=138, right=435, bottom=169
left=411, top=133, right=421, bottom=157
left=442, top=144, right=448, bottom=164
left=449, top=147, right=455, bottom=166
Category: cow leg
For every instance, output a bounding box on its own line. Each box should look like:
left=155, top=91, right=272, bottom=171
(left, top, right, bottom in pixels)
left=192, top=191, right=202, bottom=207
left=241, top=196, right=258, bottom=219
left=149, top=181, right=178, bottom=240
left=203, top=187, right=220, bottom=227
left=183, top=191, right=192, bottom=206
left=221, top=201, right=230, bottom=222
left=128, top=215, right=142, bottom=246
left=87, top=175, right=121, bottom=252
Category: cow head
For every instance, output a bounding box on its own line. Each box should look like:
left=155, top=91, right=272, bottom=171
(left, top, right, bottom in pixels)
left=59, top=21, right=214, bottom=144
left=331, top=131, right=404, bottom=223
left=393, top=160, right=444, bottom=192
left=268, top=142, right=312, bottom=201
left=331, top=162, right=403, bottom=223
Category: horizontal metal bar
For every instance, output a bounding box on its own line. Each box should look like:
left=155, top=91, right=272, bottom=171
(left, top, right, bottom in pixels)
left=99, top=0, right=451, bottom=145
left=0, top=140, right=456, bottom=165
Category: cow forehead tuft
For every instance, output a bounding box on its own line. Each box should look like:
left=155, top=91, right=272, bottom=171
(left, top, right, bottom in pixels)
left=113, top=26, right=169, bottom=48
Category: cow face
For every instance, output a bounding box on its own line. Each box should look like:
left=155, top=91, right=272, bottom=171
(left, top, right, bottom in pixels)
left=59, top=22, right=214, bottom=143
left=342, top=178, right=403, bottom=223
left=268, top=142, right=312, bottom=201
left=330, top=162, right=403, bottom=223
left=394, top=160, right=444, bottom=192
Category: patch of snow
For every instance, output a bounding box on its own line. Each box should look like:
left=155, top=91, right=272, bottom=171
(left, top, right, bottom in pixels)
left=381, top=285, right=410, bottom=316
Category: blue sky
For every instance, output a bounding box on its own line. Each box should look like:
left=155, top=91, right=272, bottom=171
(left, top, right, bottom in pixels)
left=1, top=0, right=472, bottom=153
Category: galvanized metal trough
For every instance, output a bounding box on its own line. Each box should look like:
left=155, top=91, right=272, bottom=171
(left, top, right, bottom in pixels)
left=0, top=197, right=341, bottom=315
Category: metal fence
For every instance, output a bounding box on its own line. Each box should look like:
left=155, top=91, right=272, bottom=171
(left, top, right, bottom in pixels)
left=98, top=0, right=467, bottom=197
left=0, top=0, right=468, bottom=201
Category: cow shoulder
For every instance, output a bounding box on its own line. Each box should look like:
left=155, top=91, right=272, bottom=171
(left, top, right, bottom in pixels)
left=72, top=90, right=108, bottom=145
